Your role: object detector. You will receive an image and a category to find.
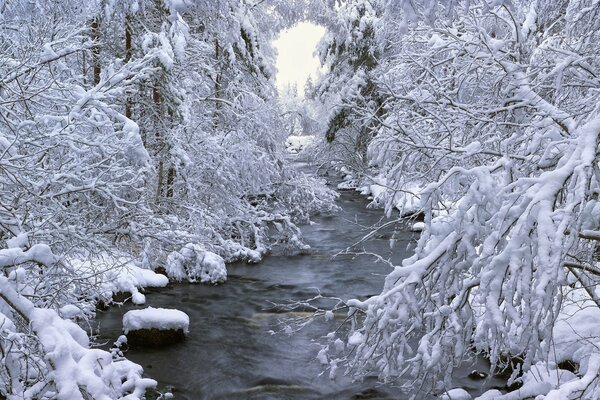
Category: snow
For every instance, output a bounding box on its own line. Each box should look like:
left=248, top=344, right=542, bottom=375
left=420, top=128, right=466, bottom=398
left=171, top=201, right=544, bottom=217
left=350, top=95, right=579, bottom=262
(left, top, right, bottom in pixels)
left=474, top=390, right=502, bottom=400
left=552, top=289, right=600, bottom=363
left=105, top=264, right=169, bottom=305
left=285, top=135, right=314, bottom=153
left=411, top=221, right=425, bottom=232
left=358, top=176, right=422, bottom=216
left=123, top=307, right=190, bottom=334
left=520, top=362, right=578, bottom=390
left=75, top=257, right=169, bottom=305
left=40, top=42, right=58, bottom=62
left=122, top=117, right=151, bottom=167
left=166, top=243, right=227, bottom=284
left=59, top=304, right=83, bottom=319
left=441, top=388, right=471, bottom=400
left=0, top=244, right=56, bottom=268
left=462, top=141, right=482, bottom=156
left=348, top=331, right=364, bottom=346
left=521, top=4, right=538, bottom=38
left=317, top=348, right=328, bottom=364
left=6, top=232, right=29, bottom=249
left=0, top=275, right=156, bottom=399
left=337, top=174, right=361, bottom=190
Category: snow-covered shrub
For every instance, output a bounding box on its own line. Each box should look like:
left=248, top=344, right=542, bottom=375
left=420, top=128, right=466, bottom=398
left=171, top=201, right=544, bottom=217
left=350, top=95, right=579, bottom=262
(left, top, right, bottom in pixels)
left=166, top=244, right=227, bottom=284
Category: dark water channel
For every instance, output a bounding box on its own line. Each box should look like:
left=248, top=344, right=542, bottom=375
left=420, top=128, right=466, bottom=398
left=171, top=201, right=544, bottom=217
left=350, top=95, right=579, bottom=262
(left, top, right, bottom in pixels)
left=95, top=161, right=503, bottom=399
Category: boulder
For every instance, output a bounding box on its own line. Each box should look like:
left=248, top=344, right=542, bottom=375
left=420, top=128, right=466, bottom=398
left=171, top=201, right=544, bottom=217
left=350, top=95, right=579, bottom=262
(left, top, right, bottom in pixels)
left=123, top=307, right=189, bottom=347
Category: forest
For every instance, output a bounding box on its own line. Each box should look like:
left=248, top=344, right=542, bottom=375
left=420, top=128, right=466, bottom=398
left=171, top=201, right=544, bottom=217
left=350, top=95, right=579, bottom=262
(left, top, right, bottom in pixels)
left=1, top=0, right=599, bottom=399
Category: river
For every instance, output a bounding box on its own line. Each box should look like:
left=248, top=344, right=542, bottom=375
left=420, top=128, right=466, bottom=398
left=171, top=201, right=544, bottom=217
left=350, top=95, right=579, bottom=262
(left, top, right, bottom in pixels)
left=95, top=160, right=504, bottom=399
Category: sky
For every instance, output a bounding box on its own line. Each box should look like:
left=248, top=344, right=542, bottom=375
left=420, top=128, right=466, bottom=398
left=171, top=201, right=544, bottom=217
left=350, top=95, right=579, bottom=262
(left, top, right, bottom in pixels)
left=273, top=22, right=326, bottom=95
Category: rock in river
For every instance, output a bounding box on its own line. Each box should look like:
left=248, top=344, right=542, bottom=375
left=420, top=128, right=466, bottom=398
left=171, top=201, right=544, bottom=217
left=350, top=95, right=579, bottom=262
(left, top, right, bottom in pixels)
left=123, top=307, right=189, bottom=347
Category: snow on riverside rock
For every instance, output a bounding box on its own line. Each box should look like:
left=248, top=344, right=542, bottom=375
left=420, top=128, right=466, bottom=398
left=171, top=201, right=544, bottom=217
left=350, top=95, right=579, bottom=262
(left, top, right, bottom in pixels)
left=74, top=257, right=169, bottom=305
left=123, top=307, right=189, bottom=346
left=166, top=243, right=227, bottom=284
left=411, top=221, right=425, bottom=232
left=285, top=135, right=314, bottom=153
left=359, top=176, right=422, bottom=216
left=102, top=262, right=169, bottom=305
left=441, top=388, right=471, bottom=400
left=123, top=307, right=190, bottom=334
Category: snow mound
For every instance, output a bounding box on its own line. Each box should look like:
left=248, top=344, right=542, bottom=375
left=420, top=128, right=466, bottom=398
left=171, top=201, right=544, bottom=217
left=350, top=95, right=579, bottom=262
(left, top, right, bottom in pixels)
left=0, top=273, right=156, bottom=398
left=166, top=243, right=227, bottom=284
left=100, top=261, right=169, bottom=305
left=285, top=135, right=314, bottom=153
left=441, top=388, right=471, bottom=400
left=337, top=177, right=360, bottom=190
left=123, top=307, right=189, bottom=334
left=552, top=289, right=600, bottom=363
left=359, top=176, right=422, bottom=216
left=411, top=221, right=425, bottom=232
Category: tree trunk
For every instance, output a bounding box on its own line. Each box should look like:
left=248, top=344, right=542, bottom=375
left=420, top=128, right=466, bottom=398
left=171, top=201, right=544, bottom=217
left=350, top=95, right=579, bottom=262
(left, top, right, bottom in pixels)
left=125, top=14, right=133, bottom=118
left=90, top=18, right=101, bottom=85
left=213, top=39, right=223, bottom=128
left=166, top=167, right=176, bottom=198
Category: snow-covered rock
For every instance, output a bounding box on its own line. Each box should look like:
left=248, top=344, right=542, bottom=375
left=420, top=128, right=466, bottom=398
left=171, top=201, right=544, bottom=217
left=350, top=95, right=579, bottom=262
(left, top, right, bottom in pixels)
left=166, top=243, right=227, bottom=284
left=337, top=178, right=361, bottom=190
left=71, top=256, right=169, bottom=305
left=440, top=388, right=471, bottom=400
left=411, top=221, right=425, bottom=232
left=474, top=389, right=502, bottom=400
left=123, top=307, right=189, bottom=334
left=102, top=263, right=169, bottom=305
left=358, top=176, right=422, bottom=216
left=123, top=307, right=189, bottom=347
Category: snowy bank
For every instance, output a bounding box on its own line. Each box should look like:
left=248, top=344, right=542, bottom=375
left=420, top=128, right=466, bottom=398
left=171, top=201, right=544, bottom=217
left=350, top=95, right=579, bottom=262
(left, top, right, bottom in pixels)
left=166, top=243, right=227, bottom=284
left=359, top=176, right=422, bottom=216
left=73, top=257, right=169, bottom=305
left=102, top=262, right=169, bottom=305
left=0, top=252, right=156, bottom=399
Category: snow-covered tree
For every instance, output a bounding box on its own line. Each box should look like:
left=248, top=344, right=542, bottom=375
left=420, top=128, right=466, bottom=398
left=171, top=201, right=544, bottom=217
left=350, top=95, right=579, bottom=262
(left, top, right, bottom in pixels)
left=316, top=1, right=600, bottom=399
left=312, top=0, right=385, bottom=171
left=0, top=0, right=336, bottom=397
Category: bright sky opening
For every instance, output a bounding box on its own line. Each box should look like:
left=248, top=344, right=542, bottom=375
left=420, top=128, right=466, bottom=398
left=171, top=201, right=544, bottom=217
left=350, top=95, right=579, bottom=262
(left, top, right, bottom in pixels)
left=273, top=22, right=325, bottom=95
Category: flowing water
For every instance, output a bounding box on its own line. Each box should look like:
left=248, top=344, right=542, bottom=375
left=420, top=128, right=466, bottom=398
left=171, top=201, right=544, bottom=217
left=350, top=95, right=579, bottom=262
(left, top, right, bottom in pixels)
left=95, top=161, right=504, bottom=399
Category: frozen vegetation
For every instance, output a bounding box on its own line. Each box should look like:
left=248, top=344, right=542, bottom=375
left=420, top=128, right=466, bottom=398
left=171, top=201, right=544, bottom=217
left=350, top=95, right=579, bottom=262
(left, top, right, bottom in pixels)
left=1, top=0, right=600, bottom=399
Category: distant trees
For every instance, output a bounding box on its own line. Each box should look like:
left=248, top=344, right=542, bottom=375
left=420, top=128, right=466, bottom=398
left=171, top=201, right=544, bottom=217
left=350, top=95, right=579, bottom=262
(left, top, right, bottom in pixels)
left=313, top=0, right=600, bottom=398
